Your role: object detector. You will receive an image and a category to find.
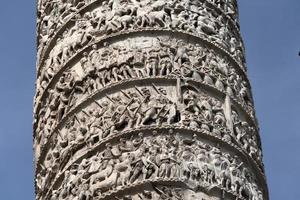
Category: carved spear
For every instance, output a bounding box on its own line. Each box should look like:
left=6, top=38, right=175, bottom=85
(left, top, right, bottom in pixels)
left=120, top=89, right=131, bottom=99
left=134, top=86, right=145, bottom=98
left=105, top=94, right=114, bottom=103
left=73, top=114, right=80, bottom=124
left=151, top=83, right=161, bottom=95
left=153, top=185, right=181, bottom=200
left=119, top=99, right=134, bottom=117
left=82, top=110, right=90, bottom=117
left=156, top=104, right=167, bottom=118
left=57, top=130, right=63, bottom=141
left=152, top=83, right=174, bottom=103
left=131, top=102, right=143, bottom=119
left=93, top=100, right=103, bottom=109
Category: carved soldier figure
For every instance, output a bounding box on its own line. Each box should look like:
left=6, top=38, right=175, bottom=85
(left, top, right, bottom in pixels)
left=145, top=54, right=158, bottom=76
left=159, top=55, right=173, bottom=75
left=173, top=40, right=189, bottom=70
left=129, top=146, right=146, bottom=183
left=78, top=184, right=92, bottom=200
left=101, top=143, right=115, bottom=168
left=56, top=76, right=73, bottom=120
left=199, top=97, right=213, bottom=121
left=139, top=88, right=158, bottom=125
left=35, top=0, right=267, bottom=199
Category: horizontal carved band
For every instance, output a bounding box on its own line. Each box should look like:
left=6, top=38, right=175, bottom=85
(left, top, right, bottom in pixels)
left=37, top=0, right=245, bottom=78
left=37, top=0, right=240, bottom=71
left=35, top=80, right=264, bottom=188
left=34, top=33, right=253, bottom=136
left=35, top=1, right=268, bottom=200
left=38, top=128, right=265, bottom=200
left=35, top=78, right=261, bottom=171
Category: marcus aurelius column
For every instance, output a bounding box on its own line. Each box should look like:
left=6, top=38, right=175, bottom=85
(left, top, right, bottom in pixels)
left=34, top=0, right=268, bottom=199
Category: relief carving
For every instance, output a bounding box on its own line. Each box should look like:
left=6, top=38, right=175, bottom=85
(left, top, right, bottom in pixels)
left=37, top=0, right=245, bottom=79
left=34, top=36, right=253, bottom=140
left=35, top=83, right=263, bottom=196
left=35, top=0, right=268, bottom=199
left=41, top=131, right=263, bottom=200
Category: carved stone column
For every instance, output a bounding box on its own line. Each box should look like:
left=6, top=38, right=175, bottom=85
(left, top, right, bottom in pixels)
left=34, top=0, right=268, bottom=199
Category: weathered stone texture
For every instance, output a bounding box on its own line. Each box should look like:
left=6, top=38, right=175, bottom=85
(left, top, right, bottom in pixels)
left=34, top=0, right=268, bottom=199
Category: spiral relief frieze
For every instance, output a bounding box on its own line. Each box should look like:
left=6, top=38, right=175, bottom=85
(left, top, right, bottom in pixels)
left=35, top=0, right=268, bottom=199
left=34, top=34, right=254, bottom=135
left=36, top=0, right=245, bottom=77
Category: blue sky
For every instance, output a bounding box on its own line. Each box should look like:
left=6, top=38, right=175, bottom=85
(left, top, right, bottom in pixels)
left=0, top=0, right=299, bottom=199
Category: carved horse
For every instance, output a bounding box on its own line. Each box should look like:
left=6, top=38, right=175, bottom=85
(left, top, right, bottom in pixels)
left=145, top=10, right=169, bottom=27
left=117, top=14, right=134, bottom=30
left=89, top=160, right=114, bottom=185
left=114, top=156, right=132, bottom=186
left=90, top=170, right=120, bottom=196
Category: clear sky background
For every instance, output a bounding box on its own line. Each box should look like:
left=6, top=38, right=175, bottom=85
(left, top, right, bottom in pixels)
left=0, top=0, right=299, bottom=199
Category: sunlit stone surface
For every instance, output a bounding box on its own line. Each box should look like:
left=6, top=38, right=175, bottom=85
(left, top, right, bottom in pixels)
left=34, top=0, right=268, bottom=199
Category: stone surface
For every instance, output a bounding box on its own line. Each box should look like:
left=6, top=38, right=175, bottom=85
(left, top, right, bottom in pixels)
left=34, top=0, right=268, bottom=199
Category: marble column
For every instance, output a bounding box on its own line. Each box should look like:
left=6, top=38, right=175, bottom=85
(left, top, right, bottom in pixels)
left=34, top=0, right=268, bottom=199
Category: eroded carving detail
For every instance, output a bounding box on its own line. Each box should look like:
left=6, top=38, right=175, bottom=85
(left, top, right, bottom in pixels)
left=37, top=0, right=245, bottom=77
left=42, top=131, right=263, bottom=200
left=36, top=83, right=261, bottom=166
left=35, top=0, right=268, bottom=199
left=34, top=35, right=253, bottom=141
